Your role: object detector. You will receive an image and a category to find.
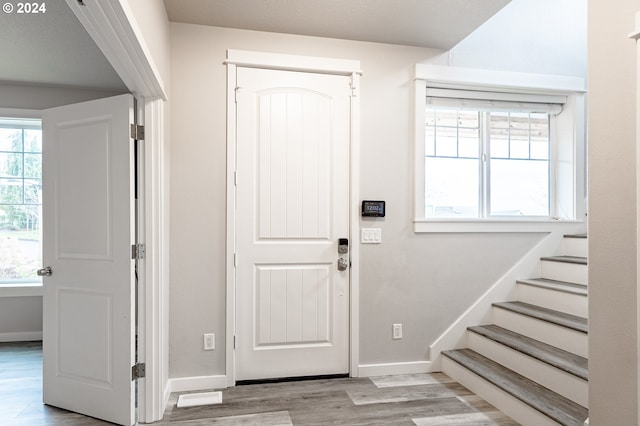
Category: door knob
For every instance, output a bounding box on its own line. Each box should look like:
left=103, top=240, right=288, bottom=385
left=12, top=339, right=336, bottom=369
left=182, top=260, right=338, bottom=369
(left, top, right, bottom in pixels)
left=37, top=266, right=52, bottom=277
left=337, top=258, right=349, bottom=271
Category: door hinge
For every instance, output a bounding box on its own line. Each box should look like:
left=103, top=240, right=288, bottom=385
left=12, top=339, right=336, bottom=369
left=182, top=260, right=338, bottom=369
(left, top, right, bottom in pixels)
left=350, top=82, right=359, bottom=98
left=233, top=252, right=237, bottom=267
left=235, top=87, right=242, bottom=103
left=132, top=362, right=146, bottom=380
left=132, top=244, right=146, bottom=260
left=130, top=124, right=145, bottom=140
left=233, top=335, right=236, bottom=349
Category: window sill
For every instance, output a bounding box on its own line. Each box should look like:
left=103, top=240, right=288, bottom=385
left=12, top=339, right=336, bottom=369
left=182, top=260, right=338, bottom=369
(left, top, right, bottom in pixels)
left=0, top=283, right=43, bottom=297
left=414, top=219, right=585, bottom=233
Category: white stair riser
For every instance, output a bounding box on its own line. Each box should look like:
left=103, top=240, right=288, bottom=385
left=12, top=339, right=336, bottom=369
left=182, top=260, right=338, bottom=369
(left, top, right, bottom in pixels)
left=563, top=238, right=588, bottom=258
left=517, top=284, right=588, bottom=317
left=541, top=260, right=587, bottom=285
left=442, top=357, right=560, bottom=426
left=493, top=308, right=588, bottom=358
left=468, top=332, right=588, bottom=408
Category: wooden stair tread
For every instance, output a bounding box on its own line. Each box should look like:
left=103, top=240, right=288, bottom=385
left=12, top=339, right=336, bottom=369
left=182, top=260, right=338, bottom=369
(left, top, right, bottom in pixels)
left=468, top=324, right=588, bottom=380
left=493, top=301, right=588, bottom=333
left=540, top=255, right=587, bottom=265
left=443, top=348, right=588, bottom=426
left=516, top=278, right=588, bottom=296
left=563, top=233, right=587, bottom=239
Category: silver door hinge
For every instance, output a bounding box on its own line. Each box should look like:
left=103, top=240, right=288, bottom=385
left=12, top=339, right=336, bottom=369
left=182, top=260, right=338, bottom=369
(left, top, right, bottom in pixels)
left=234, top=335, right=236, bottom=349
left=132, top=244, right=146, bottom=260
left=131, top=124, right=145, bottom=140
left=132, top=363, right=146, bottom=380
left=233, top=253, right=237, bottom=267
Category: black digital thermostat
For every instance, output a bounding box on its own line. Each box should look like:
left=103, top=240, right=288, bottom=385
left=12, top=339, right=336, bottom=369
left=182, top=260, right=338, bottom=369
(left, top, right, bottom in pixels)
left=361, top=200, right=385, bottom=217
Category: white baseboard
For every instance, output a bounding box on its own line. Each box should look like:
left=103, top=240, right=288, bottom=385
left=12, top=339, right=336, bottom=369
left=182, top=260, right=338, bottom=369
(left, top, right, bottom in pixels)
left=0, top=331, right=42, bottom=342
left=168, top=375, right=228, bottom=394
left=358, top=361, right=431, bottom=377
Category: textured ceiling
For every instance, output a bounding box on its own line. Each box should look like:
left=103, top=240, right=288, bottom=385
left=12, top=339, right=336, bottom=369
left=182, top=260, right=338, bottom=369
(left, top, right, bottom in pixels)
left=163, top=0, right=510, bottom=50
left=0, top=0, right=126, bottom=90
left=0, top=0, right=510, bottom=91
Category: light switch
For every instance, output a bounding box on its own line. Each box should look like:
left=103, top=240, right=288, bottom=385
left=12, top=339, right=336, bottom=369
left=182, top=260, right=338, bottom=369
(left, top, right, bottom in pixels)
left=361, top=228, right=382, bottom=244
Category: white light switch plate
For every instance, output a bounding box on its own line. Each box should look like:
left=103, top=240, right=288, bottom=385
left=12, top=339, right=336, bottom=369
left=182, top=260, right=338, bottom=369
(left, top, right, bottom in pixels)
left=361, top=228, right=382, bottom=244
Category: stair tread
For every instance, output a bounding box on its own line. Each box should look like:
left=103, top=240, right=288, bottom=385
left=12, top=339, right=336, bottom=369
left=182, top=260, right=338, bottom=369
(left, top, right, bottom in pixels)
left=563, top=233, right=587, bottom=239
left=468, top=324, right=588, bottom=380
left=443, top=349, right=588, bottom=426
left=493, top=301, right=588, bottom=333
left=516, top=278, right=588, bottom=296
left=540, top=255, right=587, bottom=265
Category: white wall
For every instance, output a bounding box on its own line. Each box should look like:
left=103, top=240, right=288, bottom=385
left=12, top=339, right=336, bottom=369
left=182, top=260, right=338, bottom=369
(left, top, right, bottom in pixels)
left=168, top=5, right=586, bottom=379
left=588, top=0, right=640, bottom=424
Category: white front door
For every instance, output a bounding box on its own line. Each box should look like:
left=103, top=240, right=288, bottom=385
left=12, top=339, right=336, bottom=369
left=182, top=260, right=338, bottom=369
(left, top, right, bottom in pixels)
left=41, top=94, right=136, bottom=425
left=235, top=67, right=352, bottom=381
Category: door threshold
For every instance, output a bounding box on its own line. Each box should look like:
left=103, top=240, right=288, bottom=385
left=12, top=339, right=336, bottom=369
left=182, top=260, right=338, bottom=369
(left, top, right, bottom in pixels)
left=236, top=373, right=349, bottom=386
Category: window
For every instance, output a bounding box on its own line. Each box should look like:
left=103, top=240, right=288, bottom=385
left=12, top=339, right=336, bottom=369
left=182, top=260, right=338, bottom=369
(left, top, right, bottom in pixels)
left=0, top=118, right=42, bottom=284
left=425, top=105, right=553, bottom=218
left=413, top=65, right=586, bottom=232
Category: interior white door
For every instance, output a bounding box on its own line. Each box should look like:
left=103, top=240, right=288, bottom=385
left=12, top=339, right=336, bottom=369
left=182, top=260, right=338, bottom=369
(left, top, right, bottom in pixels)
left=235, top=67, right=351, bottom=381
left=41, top=94, right=136, bottom=425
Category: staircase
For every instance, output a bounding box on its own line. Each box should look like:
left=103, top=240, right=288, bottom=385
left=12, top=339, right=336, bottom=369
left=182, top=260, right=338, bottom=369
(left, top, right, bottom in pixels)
left=442, top=234, right=588, bottom=426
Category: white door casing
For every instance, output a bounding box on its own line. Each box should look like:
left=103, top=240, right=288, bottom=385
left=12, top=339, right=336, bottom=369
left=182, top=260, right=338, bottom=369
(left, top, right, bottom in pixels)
left=234, top=66, right=352, bottom=381
left=42, top=94, right=136, bottom=426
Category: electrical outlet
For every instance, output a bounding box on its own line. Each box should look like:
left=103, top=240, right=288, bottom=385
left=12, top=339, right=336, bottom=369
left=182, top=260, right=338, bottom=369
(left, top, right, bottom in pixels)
left=204, top=333, right=215, bottom=350
left=392, top=323, right=402, bottom=340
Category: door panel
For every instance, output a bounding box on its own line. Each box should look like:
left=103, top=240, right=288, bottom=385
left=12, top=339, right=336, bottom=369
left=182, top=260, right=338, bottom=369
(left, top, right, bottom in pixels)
left=42, top=94, right=135, bottom=426
left=235, top=68, right=351, bottom=381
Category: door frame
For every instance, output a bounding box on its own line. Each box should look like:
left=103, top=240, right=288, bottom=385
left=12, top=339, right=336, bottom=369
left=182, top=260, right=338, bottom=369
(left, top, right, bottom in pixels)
left=225, top=49, right=362, bottom=386
left=65, top=1, right=170, bottom=423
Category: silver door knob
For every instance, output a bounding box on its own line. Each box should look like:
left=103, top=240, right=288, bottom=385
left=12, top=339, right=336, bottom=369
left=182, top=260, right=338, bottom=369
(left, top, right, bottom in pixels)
left=37, top=266, right=52, bottom=277
left=337, top=258, right=349, bottom=271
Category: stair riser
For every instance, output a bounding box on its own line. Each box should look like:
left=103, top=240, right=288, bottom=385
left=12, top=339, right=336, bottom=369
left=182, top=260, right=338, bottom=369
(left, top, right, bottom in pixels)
left=442, top=357, right=561, bottom=426
left=563, top=238, right=588, bottom=258
left=467, top=332, right=588, bottom=408
left=493, top=308, right=588, bottom=358
left=541, top=260, right=587, bottom=285
left=517, top=284, right=588, bottom=317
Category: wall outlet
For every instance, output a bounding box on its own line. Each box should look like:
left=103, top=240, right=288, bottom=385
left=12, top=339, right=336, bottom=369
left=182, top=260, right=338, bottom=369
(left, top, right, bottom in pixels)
left=392, top=323, right=402, bottom=340
left=204, top=333, right=215, bottom=350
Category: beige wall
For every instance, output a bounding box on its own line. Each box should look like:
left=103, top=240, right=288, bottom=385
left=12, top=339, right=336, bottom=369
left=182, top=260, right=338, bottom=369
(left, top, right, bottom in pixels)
left=588, top=0, right=640, bottom=424
left=168, top=22, right=579, bottom=378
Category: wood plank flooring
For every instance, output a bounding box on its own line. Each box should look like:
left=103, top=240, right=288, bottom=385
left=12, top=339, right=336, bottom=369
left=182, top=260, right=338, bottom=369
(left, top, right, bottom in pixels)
left=0, top=341, right=518, bottom=425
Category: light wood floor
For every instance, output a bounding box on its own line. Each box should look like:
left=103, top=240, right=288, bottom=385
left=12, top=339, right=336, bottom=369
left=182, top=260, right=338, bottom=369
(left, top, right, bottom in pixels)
left=0, top=341, right=518, bottom=425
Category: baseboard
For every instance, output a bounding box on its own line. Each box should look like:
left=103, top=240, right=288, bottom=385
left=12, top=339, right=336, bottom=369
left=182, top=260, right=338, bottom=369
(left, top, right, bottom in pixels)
left=168, top=375, right=228, bottom=393
left=357, top=361, right=431, bottom=377
left=0, top=331, right=42, bottom=342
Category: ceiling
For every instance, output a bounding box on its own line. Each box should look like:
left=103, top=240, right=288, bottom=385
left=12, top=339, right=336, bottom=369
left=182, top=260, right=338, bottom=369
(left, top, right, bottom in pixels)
left=0, top=0, right=126, bottom=91
left=163, top=0, right=510, bottom=50
left=0, top=0, right=509, bottom=91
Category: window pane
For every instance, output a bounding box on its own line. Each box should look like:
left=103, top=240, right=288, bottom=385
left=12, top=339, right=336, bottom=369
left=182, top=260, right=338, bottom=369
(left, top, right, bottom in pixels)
left=425, top=126, right=435, bottom=156
left=509, top=112, right=530, bottom=130
left=0, top=153, right=23, bottom=177
left=435, top=109, right=458, bottom=127
left=490, top=159, right=549, bottom=216
left=24, top=130, right=42, bottom=153
left=509, top=129, right=530, bottom=159
left=0, top=179, right=23, bottom=204
left=24, top=154, right=41, bottom=178
left=459, top=127, right=479, bottom=158
left=435, top=127, right=457, bottom=157
left=426, top=157, right=479, bottom=217
left=0, top=129, right=22, bottom=152
left=0, top=205, right=41, bottom=281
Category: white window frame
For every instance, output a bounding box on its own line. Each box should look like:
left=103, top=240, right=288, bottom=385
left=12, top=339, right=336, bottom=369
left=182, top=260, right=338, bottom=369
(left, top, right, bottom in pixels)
left=413, top=65, right=587, bottom=233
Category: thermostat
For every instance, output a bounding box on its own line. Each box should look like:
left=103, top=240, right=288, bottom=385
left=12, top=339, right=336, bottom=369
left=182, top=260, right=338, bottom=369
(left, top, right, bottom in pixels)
left=361, top=200, right=385, bottom=217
